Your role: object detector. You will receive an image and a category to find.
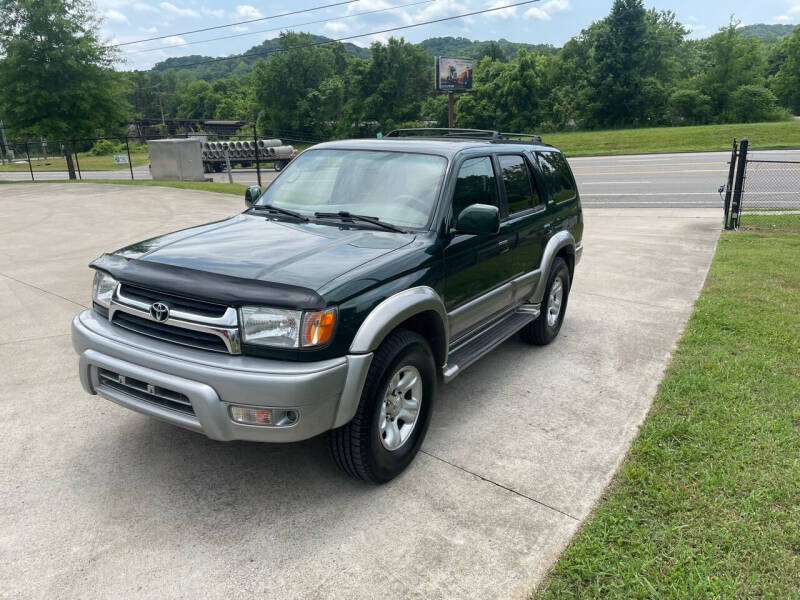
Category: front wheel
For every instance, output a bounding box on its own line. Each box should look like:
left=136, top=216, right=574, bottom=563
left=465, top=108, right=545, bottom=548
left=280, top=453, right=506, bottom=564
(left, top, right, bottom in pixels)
left=520, top=256, right=571, bottom=346
left=329, top=329, right=435, bottom=483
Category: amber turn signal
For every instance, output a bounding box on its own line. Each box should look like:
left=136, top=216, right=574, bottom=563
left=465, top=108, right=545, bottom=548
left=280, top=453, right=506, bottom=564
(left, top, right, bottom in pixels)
left=301, top=308, right=336, bottom=347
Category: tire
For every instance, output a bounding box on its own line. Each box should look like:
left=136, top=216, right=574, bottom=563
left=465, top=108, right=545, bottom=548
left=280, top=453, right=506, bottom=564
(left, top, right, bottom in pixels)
left=274, top=160, right=285, bottom=171
left=329, top=329, right=436, bottom=483
left=520, top=256, right=570, bottom=346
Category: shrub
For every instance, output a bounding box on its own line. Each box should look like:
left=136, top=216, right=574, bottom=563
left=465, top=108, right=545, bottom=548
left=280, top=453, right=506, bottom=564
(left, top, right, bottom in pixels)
left=87, top=139, right=122, bottom=155
left=728, top=85, right=785, bottom=123
left=668, top=89, right=712, bottom=125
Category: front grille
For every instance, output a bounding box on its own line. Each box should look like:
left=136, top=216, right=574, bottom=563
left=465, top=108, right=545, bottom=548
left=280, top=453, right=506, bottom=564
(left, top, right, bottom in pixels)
left=112, top=311, right=229, bottom=353
left=119, top=283, right=227, bottom=318
left=97, top=368, right=195, bottom=415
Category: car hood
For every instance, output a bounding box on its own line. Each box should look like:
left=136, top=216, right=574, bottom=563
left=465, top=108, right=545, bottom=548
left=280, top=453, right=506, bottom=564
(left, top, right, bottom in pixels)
left=114, top=213, right=415, bottom=291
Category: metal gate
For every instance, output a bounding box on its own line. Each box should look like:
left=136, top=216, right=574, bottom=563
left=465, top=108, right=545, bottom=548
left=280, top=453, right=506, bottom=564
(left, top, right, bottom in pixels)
left=724, top=138, right=800, bottom=230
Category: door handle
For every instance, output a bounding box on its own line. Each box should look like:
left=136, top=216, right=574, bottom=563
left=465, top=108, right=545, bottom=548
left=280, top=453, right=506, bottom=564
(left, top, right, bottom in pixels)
left=497, top=239, right=511, bottom=254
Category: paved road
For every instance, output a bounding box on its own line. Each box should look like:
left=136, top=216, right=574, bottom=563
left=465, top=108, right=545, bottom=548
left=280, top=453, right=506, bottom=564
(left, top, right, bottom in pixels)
left=0, top=183, right=721, bottom=599
left=573, top=148, right=800, bottom=208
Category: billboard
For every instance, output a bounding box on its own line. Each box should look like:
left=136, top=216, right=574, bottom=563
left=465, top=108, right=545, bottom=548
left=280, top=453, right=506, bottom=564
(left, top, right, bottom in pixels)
left=436, top=57, right=473, bottom=92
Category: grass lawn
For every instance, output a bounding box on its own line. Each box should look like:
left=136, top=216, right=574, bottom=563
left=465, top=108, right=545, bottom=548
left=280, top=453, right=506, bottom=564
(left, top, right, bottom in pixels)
left=739, top=213, right=800, bottom=233
left=0, top=153, right=149, bottom=171
left=0, top=178, right=248, bottom=196
left=536, top=230, right=800, bottom=598
left=544, top=120, right=800, bottom=156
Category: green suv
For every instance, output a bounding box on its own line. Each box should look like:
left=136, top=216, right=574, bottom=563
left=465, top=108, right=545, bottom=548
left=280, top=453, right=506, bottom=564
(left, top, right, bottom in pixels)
left=71, top=128, right=583, bottom=483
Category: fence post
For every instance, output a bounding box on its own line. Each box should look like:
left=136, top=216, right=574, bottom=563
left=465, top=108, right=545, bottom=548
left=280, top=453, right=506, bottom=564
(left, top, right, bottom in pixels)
left=253, top=124, right=262, bottom=187
left=24, top=141, right=34, bottom=181
left=224, top=147, right=233, bottom=184
left=73, top=141, right=82, bottom=180
left=730, top=138, right=749, bottom=230
left=723, top=139, right=738, bottom=230
left=125, top=136, right=134, bottom=180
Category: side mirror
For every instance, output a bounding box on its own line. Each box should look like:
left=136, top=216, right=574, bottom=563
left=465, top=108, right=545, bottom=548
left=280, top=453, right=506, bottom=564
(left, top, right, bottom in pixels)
left=244, top=185, right=261, bottom=208
left=454, top=204, right=500, bottom=235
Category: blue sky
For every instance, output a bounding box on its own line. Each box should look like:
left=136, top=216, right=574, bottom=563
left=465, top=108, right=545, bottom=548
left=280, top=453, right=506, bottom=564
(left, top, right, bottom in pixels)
left=95, top=0, right=800, bottom=70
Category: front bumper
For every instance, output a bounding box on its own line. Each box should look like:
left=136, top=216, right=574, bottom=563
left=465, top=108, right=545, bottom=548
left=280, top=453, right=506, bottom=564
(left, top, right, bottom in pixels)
left=71, top=309, right=372, bottom=443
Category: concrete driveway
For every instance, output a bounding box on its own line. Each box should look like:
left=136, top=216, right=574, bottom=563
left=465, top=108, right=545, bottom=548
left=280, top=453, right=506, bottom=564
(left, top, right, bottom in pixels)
left=0, top=183, right=721, bottom=599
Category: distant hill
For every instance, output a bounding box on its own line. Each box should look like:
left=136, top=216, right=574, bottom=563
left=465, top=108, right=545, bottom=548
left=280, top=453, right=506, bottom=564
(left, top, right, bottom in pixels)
left=419, top=36, right=556, bottom=59
left=152, top=35, right=370, bottom=79
left=149, top=24, right=797, bottom=80
left=739, top=23, right=797, bottom=41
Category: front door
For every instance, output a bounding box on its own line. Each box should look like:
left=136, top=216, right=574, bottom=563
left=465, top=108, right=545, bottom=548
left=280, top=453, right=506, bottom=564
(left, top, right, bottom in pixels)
left=444, top=155, right=517, bottom=339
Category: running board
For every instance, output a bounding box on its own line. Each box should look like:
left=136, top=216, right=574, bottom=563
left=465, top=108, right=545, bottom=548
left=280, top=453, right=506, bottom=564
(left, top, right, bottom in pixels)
left=442, top=305, right=540, bottom=383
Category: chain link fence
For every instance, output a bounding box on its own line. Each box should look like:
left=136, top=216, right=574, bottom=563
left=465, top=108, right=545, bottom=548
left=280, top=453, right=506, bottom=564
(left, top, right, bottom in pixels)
left=0, top=130, right=320, bottom=187
left=738, top=157, right=800, bottom=230
left=724, top=139, right=800, bottom=231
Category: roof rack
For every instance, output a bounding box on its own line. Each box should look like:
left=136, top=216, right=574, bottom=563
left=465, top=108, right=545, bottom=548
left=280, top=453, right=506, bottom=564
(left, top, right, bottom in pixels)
left=384, top=128, right=543, bottom=144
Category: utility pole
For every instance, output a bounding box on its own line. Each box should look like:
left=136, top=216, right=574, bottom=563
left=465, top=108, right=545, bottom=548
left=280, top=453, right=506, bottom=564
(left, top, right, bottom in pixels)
left=447, top=92, right=454, bottom=128
left=0, top=116, right=11, bottom=164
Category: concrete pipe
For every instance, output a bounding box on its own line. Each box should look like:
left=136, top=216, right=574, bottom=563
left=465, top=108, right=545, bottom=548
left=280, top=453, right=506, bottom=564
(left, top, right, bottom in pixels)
left=272, top=145, right=295, bottom=157
left=258, top=139, right=282, bottom=149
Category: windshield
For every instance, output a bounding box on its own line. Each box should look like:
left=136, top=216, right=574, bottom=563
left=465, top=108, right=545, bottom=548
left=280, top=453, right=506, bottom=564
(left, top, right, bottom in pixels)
left=256, top=149, right=447, bottom=229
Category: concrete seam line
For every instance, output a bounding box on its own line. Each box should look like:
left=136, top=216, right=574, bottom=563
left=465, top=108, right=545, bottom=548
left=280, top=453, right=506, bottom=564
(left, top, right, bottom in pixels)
left=0, top=333, right=71, bottom=347
left=570, top=290, right=684, bottom=312
left=0, top=271, right=88, bottom=309
left=420, top=450, right=579, bottom=521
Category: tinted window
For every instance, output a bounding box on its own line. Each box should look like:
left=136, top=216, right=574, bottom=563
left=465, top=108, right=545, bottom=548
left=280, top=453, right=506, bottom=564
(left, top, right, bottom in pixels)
left=498, top=155, right=539, bottom=214
left=452, top=156, right=499, bottom=221
left=536, top=151, right=576, bottom=203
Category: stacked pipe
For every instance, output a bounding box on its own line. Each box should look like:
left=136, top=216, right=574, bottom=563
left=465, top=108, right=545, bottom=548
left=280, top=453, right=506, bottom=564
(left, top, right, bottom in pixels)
left=201, top=139, right=294, bottom=161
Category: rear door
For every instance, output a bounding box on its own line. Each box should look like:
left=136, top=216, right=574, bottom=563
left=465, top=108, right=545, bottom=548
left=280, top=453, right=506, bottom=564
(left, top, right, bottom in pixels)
left=444, top=155, right=517, bottom=338
left=534, top=150, right=581, bottom=240
left=496, top=153, right=550, bottom=279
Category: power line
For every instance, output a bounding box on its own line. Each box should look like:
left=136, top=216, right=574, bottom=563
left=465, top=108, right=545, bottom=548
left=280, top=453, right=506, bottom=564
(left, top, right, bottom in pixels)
left=140, top=0, right=543, bottom=70
left=123, top=0, right=435, bottom=57
left=110, top=0, right=359, bottom=48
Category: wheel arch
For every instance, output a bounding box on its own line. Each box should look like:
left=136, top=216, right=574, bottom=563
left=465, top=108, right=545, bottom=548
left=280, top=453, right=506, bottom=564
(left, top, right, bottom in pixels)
left=532, top=230, right=576, bottom=304
left=349, top=286, right=449, bottom=367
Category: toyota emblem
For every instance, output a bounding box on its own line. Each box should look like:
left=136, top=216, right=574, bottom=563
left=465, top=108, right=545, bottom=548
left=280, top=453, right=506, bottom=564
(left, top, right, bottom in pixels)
left=149, top=302, right=170, bottom=322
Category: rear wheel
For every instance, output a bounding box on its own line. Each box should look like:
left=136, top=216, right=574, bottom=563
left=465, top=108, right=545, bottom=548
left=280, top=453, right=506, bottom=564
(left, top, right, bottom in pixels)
left=329, top=329, right=435, bottom=483
left=520, top=256, right=570, bottom=346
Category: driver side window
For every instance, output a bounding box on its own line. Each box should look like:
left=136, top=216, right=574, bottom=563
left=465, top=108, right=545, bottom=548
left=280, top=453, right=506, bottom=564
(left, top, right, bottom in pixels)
left=451, top=157, right=499, bottom=222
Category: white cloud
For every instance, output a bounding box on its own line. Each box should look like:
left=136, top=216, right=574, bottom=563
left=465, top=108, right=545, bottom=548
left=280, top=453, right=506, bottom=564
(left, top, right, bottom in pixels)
left=486, top=1, right=517, bottom=20
left=163, top=36, right=187, bottom=46
left=133, top=1, right=157, bottom=12
left=525, top=0, right=571, bottom=21
left=159, top=2, right=198, bottom=17
left=105, top=8, right=128, bottom=23
left=139, top=26, right=158, bottom=33
left=201, top=7, right=225, bottom=18
left=774, top=15, right=793, bottom=22
left=235, top=5, right=263, bottom=20
left=324, top=21, right=349, bottom=34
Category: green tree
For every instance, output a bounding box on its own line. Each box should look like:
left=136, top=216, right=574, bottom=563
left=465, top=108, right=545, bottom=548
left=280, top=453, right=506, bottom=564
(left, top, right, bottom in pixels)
left=668, top=89, right=712, bottom=124
left=348, top=38, right=431, bottom=133
left=700, top=18, right=765, bottom=120
left=771, top=26, right=800, bottom=114
left=589, top=0, right=649, bottom=127
left=0, top=0, right=130, bottom=153
left=728, top=85, right=782, bottom=122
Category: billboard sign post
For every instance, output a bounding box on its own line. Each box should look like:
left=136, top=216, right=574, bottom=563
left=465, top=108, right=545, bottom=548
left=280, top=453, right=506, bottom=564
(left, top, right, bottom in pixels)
left=435, top=57, right=473, bottom=128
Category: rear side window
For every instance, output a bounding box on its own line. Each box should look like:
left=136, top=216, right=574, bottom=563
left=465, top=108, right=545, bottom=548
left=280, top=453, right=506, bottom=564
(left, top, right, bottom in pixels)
left=536, top=151, right=576, bottom=203
left=498, top=155, right=540, bottom=214
left=452, top=156, right=500, bottom=221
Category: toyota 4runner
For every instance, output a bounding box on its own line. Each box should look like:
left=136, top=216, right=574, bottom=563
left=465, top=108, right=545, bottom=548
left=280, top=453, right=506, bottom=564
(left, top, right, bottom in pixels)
left=72, top=128, right=583, bottom=483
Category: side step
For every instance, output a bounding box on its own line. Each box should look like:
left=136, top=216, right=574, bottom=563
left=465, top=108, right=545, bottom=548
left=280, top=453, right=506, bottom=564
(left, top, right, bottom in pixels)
left=443, top=306, right=539, bottom=383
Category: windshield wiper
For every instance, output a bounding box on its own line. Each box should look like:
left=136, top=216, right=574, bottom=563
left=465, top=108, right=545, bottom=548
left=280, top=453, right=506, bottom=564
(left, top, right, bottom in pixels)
left=250, top=204, right=309, bottom=222
left=314, top=211, right=407, bottom=233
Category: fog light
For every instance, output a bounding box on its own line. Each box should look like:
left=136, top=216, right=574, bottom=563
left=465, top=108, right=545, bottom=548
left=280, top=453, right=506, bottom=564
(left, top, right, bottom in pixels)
left=228, top=406, right=301, bottom=427
left=229, top=405, right=273, bottom=426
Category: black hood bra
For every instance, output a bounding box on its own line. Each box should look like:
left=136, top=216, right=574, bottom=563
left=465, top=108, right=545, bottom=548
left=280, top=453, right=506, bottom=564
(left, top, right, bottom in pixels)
left=90, top=253, right=326, bottom=311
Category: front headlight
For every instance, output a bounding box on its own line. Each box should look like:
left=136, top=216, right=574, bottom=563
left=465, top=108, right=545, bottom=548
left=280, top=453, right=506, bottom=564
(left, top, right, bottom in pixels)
left=240, top=306, right=336, bottom=348
left=92, top=271, right=118, bottom=309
